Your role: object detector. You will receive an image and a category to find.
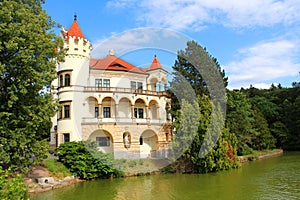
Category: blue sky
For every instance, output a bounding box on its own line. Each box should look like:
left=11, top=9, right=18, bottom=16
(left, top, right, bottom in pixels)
left=43, top=0, right=300, bottom=89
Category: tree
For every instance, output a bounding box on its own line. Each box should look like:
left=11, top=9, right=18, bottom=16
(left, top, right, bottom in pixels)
left=0, top=0, right=64, bottom=171
left=251, top=107, right=275, bottom=150
left=226, top=90, right=254, bottom=155
left=172, top=40, right=228, bottom=97
left=170, top=41, right=238, bottom=173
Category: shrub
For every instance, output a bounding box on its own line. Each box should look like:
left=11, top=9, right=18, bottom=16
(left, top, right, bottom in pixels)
left=55, top=141, right=115, bottom=180
left=0, top=167, right=29, bottom=200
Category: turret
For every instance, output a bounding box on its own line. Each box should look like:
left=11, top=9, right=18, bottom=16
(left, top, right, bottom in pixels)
left=61, top=15, right=92, bottom=60
left=53, top=16, right=92, bottom=145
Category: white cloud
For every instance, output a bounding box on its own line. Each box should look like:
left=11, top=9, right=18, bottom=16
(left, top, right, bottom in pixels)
left=224, top=40, right=300, bottom=89
left=252, top=83, right=277, bottom=89
left=91, top=28, right=190, bottom=58
left=106, top=0, right=300, bottom=30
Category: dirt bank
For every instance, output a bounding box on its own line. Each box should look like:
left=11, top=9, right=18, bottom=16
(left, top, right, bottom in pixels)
left=25, top=165, right=84, bottom=194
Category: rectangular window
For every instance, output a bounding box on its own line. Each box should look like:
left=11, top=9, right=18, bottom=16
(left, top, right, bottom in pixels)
left=131, top=81, right=137, bottom=89
left=137, top=82, right=143, bottom=90
left=134, top=108, right=138, bottom=118
left=103, top=79, right=110, bottom=87
left=138, top=108, right=144, bottom=118
left=95, top=107, right=99, bottom=118
left=95, top=79, right=102, bottom=87
left=134, top=108, right=144, bottom=118
left=64, top=105, right=70, bottom=118
left=63, top=133, right=70, bottom=143
left=96, top=137, right=110, bottom=147
left=103, top=107, right=111, bottom=118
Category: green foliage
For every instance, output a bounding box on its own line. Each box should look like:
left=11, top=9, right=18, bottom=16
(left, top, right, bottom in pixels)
left=55, top=141, right=116, bottom=180
left=170, top=41, right=238, bottom=173
left=226, top=90, right=254, bottom=155
left=251, top=107, right=275, bottom=150
left=242, top=86, right=300, bottom=150
left=172, top=96, right=239, bottom=173
left=0, top=167, right=29, bottom=200
left=0, top=0, right=64, bottom=170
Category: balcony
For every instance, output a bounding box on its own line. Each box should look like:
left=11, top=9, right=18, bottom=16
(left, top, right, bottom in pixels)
left=83, top=86, right=170, bottom=97
left=81, top=117, right=165, bottom=125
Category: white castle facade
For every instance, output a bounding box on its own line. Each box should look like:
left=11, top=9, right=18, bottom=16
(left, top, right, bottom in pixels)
left=50, top=17, right=172, bottom=159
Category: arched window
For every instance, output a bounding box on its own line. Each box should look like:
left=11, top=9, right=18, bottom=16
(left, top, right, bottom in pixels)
left=64, top=74, right=70, bottom=86
left=59, top=75, right=63, bottom=87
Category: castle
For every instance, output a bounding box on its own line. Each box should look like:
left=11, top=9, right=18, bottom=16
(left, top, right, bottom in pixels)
left=50, top=17, right=172, bottom=159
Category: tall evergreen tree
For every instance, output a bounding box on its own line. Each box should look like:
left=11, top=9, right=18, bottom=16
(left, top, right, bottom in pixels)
left=170, top=41, right=238, bottom=173
left=0, top=0, right=64, bottom=170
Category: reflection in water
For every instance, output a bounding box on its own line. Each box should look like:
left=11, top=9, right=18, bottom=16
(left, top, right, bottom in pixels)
left=31, top=152, right=300, bottom=200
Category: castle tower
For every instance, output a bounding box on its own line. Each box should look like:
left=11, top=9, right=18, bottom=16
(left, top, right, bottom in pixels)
left=51, top=16, right=92, bottom=146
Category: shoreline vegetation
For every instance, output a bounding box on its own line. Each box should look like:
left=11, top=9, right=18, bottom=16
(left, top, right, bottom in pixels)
left=28, top=148, right=284, bottom=195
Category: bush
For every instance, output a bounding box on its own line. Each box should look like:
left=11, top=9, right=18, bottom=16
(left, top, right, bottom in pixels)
left=55, top=141, right=116, bottom=180
left=0, top=167, right=29, bottom=200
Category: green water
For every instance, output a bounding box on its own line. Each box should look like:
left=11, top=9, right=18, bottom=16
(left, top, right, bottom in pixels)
left=31, top=152, right=300, bottom=200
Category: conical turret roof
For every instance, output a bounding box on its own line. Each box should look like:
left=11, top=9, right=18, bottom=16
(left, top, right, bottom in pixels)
left=62, top=15, right=86, bottom=40
left=148, top=55, right=163, bottom=71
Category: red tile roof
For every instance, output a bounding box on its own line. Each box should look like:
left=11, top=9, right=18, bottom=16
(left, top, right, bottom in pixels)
left=90, top=55, right=147, bottom=74
left=148, top=55, right=163, bottom=71
left=63, top=19, right=85, bottom=40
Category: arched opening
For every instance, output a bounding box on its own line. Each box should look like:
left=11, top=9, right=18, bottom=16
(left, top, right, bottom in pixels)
left=149, top=100, right=159, bottom=119
left=101, top=97, right=116, bottom=118
left=134, top=98, right=146, bottom=119
left=118, top=97, right=131, bottom=119
left=89, top=129, right=113, bottom=154
left=140, top=130, right=158, bottom=158
left=161, top=77, right=167, bottom=91
left=149, top=78, right=158, bottom=91
left=87, top=97, right=99, bottom=118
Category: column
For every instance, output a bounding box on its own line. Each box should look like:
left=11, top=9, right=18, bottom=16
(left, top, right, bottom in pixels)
left=98, top=104, right=102, bottom=119
left=131, top=105, right=135, bottom=119
left=115, top=104, right=119, bottom=119
left=146, top=106, right=149, bottom=119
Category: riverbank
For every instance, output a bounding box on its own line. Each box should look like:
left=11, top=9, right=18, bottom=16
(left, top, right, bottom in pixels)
left=27, top=149, right=283, bottom=194
left=239, top=148, right=283, bottom=163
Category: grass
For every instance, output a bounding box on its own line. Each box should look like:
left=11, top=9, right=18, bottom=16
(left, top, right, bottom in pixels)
left=243, top=149, right=279, bottom=157
left=42, top=159, right=72, bottom=179
left=240, top=149, right=282, bottom=162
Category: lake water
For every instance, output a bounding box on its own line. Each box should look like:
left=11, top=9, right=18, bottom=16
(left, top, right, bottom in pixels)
left=31, top=151, right=300, bottom=200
